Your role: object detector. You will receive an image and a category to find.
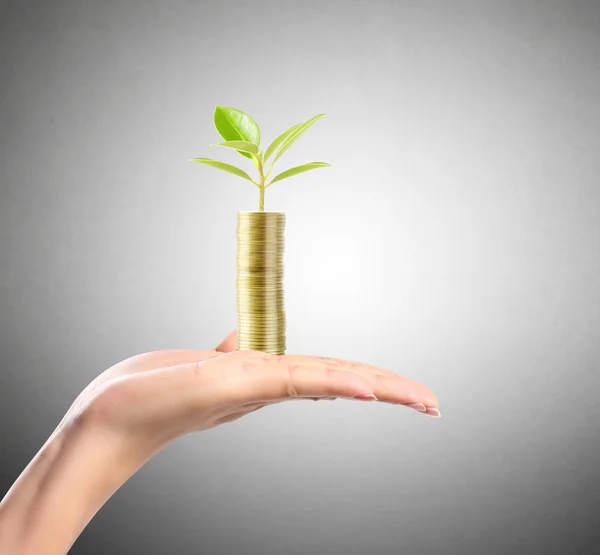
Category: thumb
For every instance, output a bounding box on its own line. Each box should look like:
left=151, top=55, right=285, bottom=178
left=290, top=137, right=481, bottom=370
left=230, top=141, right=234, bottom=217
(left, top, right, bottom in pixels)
left=215, top=329, right=238, bottom=353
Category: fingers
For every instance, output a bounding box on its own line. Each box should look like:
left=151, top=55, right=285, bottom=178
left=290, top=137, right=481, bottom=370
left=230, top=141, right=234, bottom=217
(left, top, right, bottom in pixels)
left=211, top=332, right=437, bottom=408
left=277, top=354, right=439, bottom=410
left=215, top=329, right=237, bottom=353
left=200, top=351, right=439, bottom=415
left=204, top=352, right=376, bottom=406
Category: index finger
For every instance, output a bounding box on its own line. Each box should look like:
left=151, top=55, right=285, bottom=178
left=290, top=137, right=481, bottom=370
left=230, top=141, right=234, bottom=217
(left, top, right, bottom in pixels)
left=279, top=354, right=439, bottom=409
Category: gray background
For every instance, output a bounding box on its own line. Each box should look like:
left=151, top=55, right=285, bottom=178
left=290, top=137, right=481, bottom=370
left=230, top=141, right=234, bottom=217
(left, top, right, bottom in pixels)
left=1, top=0, right=599, bottom=553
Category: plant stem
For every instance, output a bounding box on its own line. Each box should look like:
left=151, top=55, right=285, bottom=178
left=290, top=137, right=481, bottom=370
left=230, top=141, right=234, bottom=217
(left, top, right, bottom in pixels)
left=256, top=155, right=266, bottom=211
left=259, top=184, right=265, bottom=211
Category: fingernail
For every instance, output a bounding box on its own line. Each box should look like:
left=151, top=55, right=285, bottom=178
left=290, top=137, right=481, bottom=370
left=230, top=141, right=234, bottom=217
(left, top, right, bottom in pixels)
left=354, top=393, right=377, bottom=401
left=404, top=403, right=427, bottom=412
left=424, top=407, right=441, bottom=418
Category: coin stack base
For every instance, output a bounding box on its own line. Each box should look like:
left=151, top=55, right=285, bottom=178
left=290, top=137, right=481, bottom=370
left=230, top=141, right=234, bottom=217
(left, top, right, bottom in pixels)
left=236, top=211, right=286, bottom=355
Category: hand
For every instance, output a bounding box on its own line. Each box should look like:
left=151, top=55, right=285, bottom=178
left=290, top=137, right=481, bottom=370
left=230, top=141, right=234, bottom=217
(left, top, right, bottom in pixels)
left=0, top=329, right=440, bottom=554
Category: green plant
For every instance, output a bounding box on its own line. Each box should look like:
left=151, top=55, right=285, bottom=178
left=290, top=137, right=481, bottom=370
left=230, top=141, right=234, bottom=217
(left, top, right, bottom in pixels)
left=190, top=106, right=331, bottom=211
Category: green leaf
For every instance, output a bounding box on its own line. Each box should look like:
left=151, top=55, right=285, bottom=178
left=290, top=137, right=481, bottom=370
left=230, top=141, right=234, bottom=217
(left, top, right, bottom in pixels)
left=271, top=114, right=326, bottom=165
left=267, top=162, right=331, bottom=187
left=210, top=140, right=259, bottom=155
left=263, top=123, right=300, bottom=162
left=213, top=106, right=260, bottom=159
left=189, top=158, right=255, bottom=182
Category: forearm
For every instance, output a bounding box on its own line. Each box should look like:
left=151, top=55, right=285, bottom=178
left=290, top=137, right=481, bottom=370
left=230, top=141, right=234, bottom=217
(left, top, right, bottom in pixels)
left=0, top=421, right=141, bottom=555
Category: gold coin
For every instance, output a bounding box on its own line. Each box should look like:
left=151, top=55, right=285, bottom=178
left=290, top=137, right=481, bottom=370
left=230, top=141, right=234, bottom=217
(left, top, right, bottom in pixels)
left=238, top=348, right=286, bottom=355
left=237, top=314, right=285, bottom=319
left=238, top=332, right=285, bottom=336
left=237, top=310, right=285, bottom=314
left=236, top=287, right=284, bottom=292
left=237, top=321, right=285, bottom=326
left=239, top=331, right=285, bottom=335
left=238, top=314, right=285, bottom=319
left=237, top=283, right=284, bottom=286
left=238, top=334, right=285, bottom=339
left=237, top=320, right=284, bottom=324
left=238, top=318, right=285, bottom=322
left=237, top=311, right=285, bottom=316
left=238, top=310, right=284, bottom=313
left=236, top=273, right=284, bottom=278
left=238, top=338, right=286, bottom=343
left=238, top=322, right=285, bottom=326
left=240, top=335, right=285, bottom=338
left=238, top=335, right=285, bottom=340
left=236, top=272, right=284, bottom=276
left=237, top=268, right=284, bottom=272
left=236, top=299, right=284, bottom=304
left=238, top=342, right=286, bottom=349
left=238, top=334, right=285, bottom=338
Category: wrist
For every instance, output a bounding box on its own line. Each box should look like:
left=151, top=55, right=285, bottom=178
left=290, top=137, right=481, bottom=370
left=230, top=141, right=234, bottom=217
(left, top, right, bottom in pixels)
left=0, top=417, right=142, bottom=554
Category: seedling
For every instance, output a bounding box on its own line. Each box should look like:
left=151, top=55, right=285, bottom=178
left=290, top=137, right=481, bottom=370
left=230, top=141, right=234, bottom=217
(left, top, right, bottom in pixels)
left=190, top=106, right=330, bottom=211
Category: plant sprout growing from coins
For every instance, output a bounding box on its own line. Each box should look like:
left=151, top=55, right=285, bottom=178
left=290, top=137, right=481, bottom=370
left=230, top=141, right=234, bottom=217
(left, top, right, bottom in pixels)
left=190, top=106, right=331, bottom=211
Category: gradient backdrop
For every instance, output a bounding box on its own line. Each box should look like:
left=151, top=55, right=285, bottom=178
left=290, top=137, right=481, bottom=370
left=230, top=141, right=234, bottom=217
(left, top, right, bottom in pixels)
left=1, top=1, right=599, bottom=554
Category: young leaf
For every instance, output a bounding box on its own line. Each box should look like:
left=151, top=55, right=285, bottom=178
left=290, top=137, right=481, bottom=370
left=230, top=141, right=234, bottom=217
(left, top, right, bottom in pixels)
left=210, top=140, right=259, bottom=155
left=263, top=123, right=300, bottom=162
left=271, top=114, right=326, bottom=165
left=213, top=106, right=260, bottom=159
left=267, top=162, right=331, bottom=187
left=189, top=158, right=255, bottom=182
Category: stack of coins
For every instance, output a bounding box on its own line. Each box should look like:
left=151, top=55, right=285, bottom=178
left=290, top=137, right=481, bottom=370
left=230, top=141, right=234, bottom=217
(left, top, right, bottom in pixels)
left=236, top=211, right=286, bottom=354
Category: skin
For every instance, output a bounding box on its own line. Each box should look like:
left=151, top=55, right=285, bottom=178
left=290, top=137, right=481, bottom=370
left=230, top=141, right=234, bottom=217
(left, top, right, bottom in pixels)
left=0, top=329, right=439, bottom=555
